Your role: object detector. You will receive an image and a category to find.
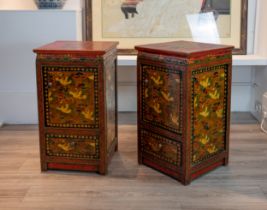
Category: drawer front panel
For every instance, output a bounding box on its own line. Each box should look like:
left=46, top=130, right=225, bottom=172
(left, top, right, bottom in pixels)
left=191, top=64, right=228, bottom=165
left=43, top=66, right=99, bottom=128
left=140, top=130, right=181, bottom=167
left=140, top=64, right=183, bottom=134
left=46, top=134, right=99, bottom=159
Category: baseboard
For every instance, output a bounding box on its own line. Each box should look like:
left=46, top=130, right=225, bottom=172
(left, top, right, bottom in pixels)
left=231, top=112, right=259, bottom=124
left=251, top=110, right=261, bottom=122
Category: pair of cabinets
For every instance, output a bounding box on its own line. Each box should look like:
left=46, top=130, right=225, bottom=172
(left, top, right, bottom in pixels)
left=34, top=41, right=233, bottom=185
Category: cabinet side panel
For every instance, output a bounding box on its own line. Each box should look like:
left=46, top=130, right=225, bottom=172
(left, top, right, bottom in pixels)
left=36, top=60, right=47, bottom=171
left=105, top=55, right=117, bottom=152
left=191, top=64, right=228, bottom=165
left=190, top=51, right=232, bottom=179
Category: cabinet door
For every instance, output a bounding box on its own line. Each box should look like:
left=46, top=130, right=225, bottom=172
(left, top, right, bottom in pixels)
left=138, top=58, right=185, bottom=172
left=140, top=64, right=183, bottom=134
left=42, top=65, right=99, bottom=129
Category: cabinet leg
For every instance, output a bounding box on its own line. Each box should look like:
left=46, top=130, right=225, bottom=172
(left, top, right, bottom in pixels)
left=182, top=176, right=191, bottom=186
left=223, top=157, right=229, bottom=166
left=41, top=162, right=47, bottom=172
left=182, top=179, right=191, bottom=186
left=138, top=155, right=143, bottom=164
left=115, top=142, right=118, bottom=152
left=99, top=165, right=108, bottom=175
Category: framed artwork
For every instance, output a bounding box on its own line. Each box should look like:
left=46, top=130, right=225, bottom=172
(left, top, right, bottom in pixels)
left=84, top=0, right=248, bottom=55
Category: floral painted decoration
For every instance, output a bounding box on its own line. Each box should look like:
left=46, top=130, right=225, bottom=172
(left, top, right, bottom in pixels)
left=43, top=66, right=99, bottom=128
left=191, top=65, right=228, bottom=164
left=141, top=64, right=182, bottom=134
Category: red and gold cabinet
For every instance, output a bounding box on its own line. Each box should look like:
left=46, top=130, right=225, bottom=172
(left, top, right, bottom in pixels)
left=135, top=41, right=233, bottom=185
left=33, top=41, right=118, bottom=174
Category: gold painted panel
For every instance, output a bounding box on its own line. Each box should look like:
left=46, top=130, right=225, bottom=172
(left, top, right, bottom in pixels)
left=141, top=64, right=182, bottom=134
left=191, top=64, right=228, bottom=165
left=43, top=66, right=99, bottom=128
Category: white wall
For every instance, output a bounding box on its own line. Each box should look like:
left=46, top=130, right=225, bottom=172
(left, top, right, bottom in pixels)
left=117, top=66, right=137, bottom=112
left=232, top=66, right=253, bottom=112
left=0, top=10, right=82, bottom=124
left=0, top=0, right=82, bottom=124
left=254, top=0, right=267, bottom=56
left=251, top=0, right=267, bottom=120
left=0, top=0, right=81, bottom=10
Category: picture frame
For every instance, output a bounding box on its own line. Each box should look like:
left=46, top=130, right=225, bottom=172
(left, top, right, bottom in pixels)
left=84, top=0, right=248, bottom=55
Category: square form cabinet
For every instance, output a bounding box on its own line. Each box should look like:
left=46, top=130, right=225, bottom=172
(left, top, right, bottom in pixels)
left=135, top=41, right=233, bottom=185
left=33, top=41, right=118, bottom=174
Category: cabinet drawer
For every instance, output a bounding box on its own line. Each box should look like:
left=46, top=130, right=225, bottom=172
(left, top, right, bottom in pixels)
left=140, top=130, right=182, bottom=167
left=45, top=134, right=99, bottom=160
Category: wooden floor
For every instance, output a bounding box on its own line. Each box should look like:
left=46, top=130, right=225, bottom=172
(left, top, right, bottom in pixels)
left=0, top=113, right=267, bottom=210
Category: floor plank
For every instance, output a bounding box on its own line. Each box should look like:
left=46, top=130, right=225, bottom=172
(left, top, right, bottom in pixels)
left=0, top=113, right=266, bottom=210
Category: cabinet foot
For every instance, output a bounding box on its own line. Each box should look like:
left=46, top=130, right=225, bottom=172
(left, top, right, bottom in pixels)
left=223, top=157, right=229, bottom=166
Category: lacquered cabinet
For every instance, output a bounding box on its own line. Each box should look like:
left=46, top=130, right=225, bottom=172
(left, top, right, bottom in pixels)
left=33, top=41, right=118, bottom=174
left=135, top=41, right=233, bottom=185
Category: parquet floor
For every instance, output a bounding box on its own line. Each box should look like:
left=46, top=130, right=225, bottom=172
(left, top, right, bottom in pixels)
left=0, top=113, right=267, bottom=210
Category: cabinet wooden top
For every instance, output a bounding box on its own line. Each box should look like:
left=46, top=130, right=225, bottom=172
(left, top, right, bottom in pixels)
left=33, top=41, right=118, bottom=55
left=135, top=41, right=233, bottom=57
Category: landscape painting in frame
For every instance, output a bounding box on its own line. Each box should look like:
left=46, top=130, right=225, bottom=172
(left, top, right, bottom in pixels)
left=89, top=0, right=247, bottom=54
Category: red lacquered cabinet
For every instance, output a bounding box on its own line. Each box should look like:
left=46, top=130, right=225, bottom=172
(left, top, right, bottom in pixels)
left=33, top=41, right=118, bottom=174
left=135, top=41, right=233, bottom=185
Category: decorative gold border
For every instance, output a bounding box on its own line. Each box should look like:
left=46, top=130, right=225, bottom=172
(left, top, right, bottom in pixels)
left=37, top=54, right=103, bottom=64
